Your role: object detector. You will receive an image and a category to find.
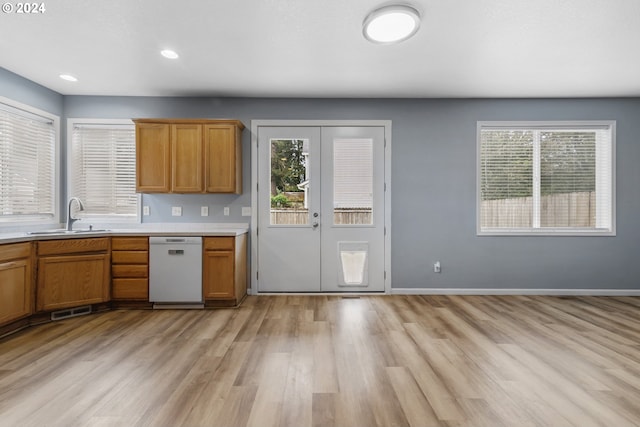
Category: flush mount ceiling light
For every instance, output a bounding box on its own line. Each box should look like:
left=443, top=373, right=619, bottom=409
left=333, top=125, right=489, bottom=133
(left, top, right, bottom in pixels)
left=160, top=49, right=179, bottom=59
left=363, top=5, right=421, bottom=44
left=59, top=74, right=78, bottom=82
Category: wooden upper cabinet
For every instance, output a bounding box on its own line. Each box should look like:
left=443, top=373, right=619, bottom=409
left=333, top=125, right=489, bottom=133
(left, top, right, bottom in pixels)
left=204, top=124, right=242, bottom=194
left=172, top=124, right=203, bottom=193
left=134, top=119, right=244, bottom=194
left=136, top=122, right=171, bottom=192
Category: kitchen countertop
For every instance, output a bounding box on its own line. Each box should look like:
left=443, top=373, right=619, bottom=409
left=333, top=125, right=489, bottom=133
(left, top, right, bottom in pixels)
left=0, top=223, right=249, bottom=244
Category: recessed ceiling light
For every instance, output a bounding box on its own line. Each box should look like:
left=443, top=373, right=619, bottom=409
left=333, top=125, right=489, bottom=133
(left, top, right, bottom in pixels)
left=161, top=49, right=179, bottom=59
left=59, top=74, right=78, bottom=82
left=363, top=5, right=421, bottom=44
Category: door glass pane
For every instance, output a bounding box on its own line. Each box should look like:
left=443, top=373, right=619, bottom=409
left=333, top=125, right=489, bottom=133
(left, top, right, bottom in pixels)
left=333, top=138, right=373, bottom=225
left=270, top=139, right=309, bottom=225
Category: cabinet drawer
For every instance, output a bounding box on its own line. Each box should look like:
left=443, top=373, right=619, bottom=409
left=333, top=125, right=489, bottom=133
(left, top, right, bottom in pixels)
left=111, top=237, right=148, bottom=250
left=112, top=278, right=148, bottom=300
left=203, top=237, right=235, bottom=251
left=38, top=238, right=109, bottom=256
left=0, top=242, right=31, bottom=262
left=112, top=251, right=148, bottom=264
left=112, top=264, right=148, bottom=278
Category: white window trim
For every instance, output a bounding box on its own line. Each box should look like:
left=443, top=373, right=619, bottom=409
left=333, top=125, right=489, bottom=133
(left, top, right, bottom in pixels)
left=0, top=96, right=60, bottom=231
left=66, top=118, right=141, bottom=225
left=476, top=120, right=616, bottom=237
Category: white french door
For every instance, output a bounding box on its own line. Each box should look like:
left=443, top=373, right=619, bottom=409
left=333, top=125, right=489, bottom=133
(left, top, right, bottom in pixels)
left=255, top=123, right=388, bottom=293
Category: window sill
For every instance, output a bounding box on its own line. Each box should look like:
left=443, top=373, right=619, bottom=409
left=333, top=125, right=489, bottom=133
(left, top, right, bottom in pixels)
left=478, top=228, right=616, bottom=237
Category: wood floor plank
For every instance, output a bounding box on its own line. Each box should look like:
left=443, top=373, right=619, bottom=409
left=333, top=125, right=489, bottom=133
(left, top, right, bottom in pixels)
left=245, top=351, right=291, bottom=427
left=311, top=392, right=335, bottom=427
left=1, top=295, right=640, bottom=427
left=386, top=366, right=440, bottom=427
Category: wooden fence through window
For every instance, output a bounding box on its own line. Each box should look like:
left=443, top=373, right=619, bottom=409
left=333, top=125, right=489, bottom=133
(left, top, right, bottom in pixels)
left=270, top=209, right=373, bottom=225
left=481, top=191, right=595, bottom=228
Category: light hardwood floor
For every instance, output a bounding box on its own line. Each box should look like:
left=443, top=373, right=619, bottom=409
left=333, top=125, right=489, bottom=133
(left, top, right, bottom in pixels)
left=1, top=295, right=640, bottom=427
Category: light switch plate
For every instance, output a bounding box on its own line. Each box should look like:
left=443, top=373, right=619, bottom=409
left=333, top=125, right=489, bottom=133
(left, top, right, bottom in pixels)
left=171, top=206, right=182, bottom=216
left=224, top=207, right=230, bottom=216
left=201, top=206, right=209, bottom=216
left=143, top=206, right=150, bottom=216
left=242, top=207, right=251, bottom=216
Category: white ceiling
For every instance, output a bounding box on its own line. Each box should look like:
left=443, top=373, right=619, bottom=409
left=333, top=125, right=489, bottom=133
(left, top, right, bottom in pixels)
left=1, top=0, right=639, bottom=98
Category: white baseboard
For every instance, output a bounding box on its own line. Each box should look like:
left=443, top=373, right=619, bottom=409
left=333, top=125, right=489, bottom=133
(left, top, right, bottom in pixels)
left=391, top=288, right=640, bottom=296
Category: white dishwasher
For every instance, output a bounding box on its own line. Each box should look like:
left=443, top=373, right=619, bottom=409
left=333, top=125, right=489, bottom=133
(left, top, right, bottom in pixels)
left=149, top=236, right=203, bottom=307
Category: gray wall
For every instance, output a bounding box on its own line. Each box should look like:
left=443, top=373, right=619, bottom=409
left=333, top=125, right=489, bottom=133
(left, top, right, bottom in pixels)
left=0, top=68, right=63, bottom=116
left=4, top=68, right=640, bottom=290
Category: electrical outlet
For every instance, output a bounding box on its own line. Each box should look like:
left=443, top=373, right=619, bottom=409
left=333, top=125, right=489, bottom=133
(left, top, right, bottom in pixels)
left=201, top=206, right=209, bottom=216
left=143, top=205, right=150, bottom=216
left=224, top=207, right=230, bottom=216
left=242, top=207, right=251, bottom=216
left=434, top=261, right=441, bottom=273
left=171, top=206, right=182, bottom=216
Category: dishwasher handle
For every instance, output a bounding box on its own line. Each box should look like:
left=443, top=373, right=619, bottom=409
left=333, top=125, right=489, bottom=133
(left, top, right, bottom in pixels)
left=149, top=236, right=202, bottom=245
left=168, top=249, right=184, bottom=255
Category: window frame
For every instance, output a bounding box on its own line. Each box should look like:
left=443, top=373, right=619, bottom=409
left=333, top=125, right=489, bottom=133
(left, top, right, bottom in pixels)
left=66, top=118, right=141, bottom=225
left=0, top=96, right=60, bottom=230
left=477, top=120, right=616, bottom=236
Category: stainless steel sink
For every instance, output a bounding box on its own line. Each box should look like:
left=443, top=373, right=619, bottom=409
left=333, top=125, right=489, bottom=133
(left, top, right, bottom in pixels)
left=27, top=229, right=110, bottom=235
left=27, top=229, right=69, bottom=235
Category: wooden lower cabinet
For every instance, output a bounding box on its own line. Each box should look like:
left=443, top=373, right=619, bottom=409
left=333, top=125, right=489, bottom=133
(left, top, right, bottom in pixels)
left=36, top=238, right=110, bottom=312
left=0, top=242, right=33, bottom=326
left=203, top=235, right=247, bottom=307
left=111, top=237, right=149, bottom=300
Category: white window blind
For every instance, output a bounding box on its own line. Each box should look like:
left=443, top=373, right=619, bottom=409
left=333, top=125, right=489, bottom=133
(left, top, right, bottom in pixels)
left=69, top=121, right=138, bottom=221
left=478, top=121, right=614, bottom=235
left=0, top=102, right=56, bottom=222
left=333, top=138, right=373, bottom=209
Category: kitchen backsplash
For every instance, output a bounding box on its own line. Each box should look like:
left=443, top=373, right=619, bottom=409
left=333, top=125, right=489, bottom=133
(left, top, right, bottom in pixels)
left=140, top=193, right=251, bottom=223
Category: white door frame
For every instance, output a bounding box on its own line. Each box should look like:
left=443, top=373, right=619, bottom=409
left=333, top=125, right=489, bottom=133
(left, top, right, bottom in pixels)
left=250, top=120, right=392, bottom=295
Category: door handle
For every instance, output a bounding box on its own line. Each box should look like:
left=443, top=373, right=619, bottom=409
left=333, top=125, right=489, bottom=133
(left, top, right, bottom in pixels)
left=312, top=222, right=319, bottom=229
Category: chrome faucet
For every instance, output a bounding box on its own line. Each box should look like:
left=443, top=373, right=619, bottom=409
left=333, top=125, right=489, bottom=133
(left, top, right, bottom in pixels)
left=66, top=197, right=85, bottom=231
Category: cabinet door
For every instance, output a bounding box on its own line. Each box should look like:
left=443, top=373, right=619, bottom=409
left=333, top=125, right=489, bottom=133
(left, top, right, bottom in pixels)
left=203, top=250, right=235, bottom=299
left=37, top=253, right=110, bottom=311
left=0, top=259, right=32, bottom=325
left=136, top=123, right=170, bottom=192
left=204, top=124, right=241, bottom=194
left=172, top=124, right=203, bottom=192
